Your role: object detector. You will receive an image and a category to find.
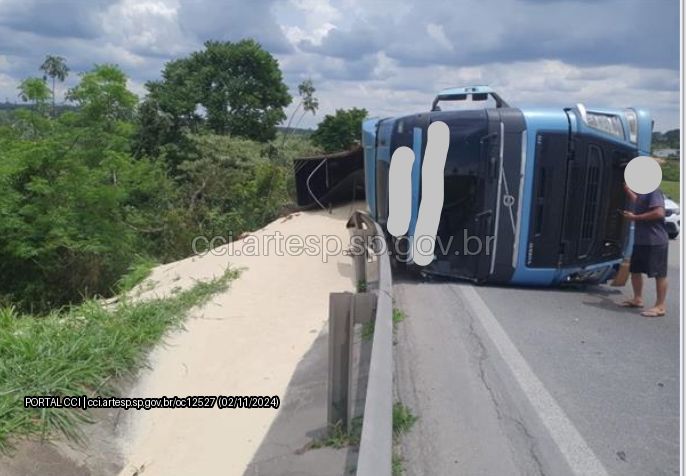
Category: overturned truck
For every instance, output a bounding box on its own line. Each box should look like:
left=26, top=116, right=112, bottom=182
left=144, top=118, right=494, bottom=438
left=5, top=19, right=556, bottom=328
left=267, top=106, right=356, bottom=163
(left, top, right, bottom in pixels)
left=298, top=86, right=652, bottom=285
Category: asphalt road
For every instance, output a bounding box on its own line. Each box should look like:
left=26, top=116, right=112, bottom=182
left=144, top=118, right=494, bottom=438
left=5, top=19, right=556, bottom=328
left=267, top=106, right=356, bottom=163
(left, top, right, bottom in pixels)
left=394, top=240, right=680, bottom=476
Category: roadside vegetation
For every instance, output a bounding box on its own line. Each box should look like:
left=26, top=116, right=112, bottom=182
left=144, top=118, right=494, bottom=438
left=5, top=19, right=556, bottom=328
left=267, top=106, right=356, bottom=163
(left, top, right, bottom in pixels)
left=311, top=417, right=364, bottom=450
left=362, top=306, right=406, bottom=341
left=309, top=401, right=417, bottom=476
left=0, top=268, right=239, bottom=451
left=660, top=158, right=681, bottom=202
left=652, top=130, right=679, bottom=152
left=653, top=131, right=680, bottom=202
left=0, top=42, right=366, bottom=315
left=0, top=40, right=368, bottom=449
left=115, top=256, right=157, bottom=294
left=311, top=107, right=368, bottom=152
left=662, top=181, right=680, bottom=202
left=392, top=402, right=418, bottom=476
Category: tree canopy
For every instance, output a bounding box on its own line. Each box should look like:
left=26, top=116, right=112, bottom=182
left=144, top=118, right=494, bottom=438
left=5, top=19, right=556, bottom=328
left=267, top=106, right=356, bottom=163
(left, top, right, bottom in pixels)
left=311, top=107, right=367, bottom=152
left=66, top=64, right=137, bottom=124
left=142, top=39, right=291, bottom=145
left=0, top=49, right=320, bottom=312
left=17, top=77, right=51, bottom=109
left=40, top=55, right=69, bottom=116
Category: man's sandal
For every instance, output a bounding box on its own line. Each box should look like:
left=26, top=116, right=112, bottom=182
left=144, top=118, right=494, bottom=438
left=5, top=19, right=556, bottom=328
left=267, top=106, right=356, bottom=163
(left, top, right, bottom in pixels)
left=619, top=300, right=643, bottom=308
left=641, top=309, right=666, bottom=318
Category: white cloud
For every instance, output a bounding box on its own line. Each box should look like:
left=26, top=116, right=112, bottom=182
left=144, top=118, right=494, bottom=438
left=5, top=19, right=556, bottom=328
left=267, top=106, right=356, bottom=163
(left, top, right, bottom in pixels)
left=284, top=58, right=679, bottom=131
left=103, top=0, right=189, bottom=57
left=279, top=0, right=340, bottom=47
left=0, top=0, right=678, bottom=131
left=426, top=23, right=453, bottom=52
left=0, top=72, right=16, bottom=98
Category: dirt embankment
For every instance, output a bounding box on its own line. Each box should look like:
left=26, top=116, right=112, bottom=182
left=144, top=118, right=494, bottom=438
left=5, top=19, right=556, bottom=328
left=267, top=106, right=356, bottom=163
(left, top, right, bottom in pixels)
left=1, top=204, right=358, bottom=476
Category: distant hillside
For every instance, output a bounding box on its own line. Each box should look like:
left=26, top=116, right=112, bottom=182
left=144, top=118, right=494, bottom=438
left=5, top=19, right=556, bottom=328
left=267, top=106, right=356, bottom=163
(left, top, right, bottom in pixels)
left=276, top=126, right=313, bottom=137
left=0, top=102, right=79, bottom=114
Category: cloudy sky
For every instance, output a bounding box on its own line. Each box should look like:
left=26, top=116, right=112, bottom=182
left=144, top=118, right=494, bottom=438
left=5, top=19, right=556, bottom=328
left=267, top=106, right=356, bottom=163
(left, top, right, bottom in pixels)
left=0, top=0, right=680, bottom=130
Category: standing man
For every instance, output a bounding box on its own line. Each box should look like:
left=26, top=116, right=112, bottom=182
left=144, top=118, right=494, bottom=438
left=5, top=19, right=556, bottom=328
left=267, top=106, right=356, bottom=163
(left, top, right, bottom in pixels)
left=619, top=185, right=669, bottom=317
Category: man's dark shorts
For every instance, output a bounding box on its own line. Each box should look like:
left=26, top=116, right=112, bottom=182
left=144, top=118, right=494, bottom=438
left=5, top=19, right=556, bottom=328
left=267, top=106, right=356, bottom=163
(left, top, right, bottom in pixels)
left=630, top=244, right=669, bottom=278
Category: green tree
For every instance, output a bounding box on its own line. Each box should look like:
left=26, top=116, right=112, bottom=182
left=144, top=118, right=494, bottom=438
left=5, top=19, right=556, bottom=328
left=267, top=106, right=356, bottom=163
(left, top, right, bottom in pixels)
left=282, top=79, right=318, bottom=146
left=132, top=97, right=176, bottom=158
left=40, top=55, right=69, bottom=117
left=311, top=107, right=367, bottom=152
left=0, top=66, right=174, bottom=311
left=664, top=129, right=680, bottom=149
left=295, top=80, right=319, bottom=124
left=17, top=77, right=51, bottom=111
left=66, top=64, right=137, bottom=124
left=144, top=39, right=291, bottom=143
left=0, top=56, right=305, bottom=313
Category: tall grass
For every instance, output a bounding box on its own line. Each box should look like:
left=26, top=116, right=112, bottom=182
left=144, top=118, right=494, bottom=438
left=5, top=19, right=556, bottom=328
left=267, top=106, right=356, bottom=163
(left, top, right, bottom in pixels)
left=662, top=181, right=680, bottom=202
left=115, top=256, right=156, bottom=293
left=661, top=159, right=681, bottom=202
left=0, top=267, right=239, bottom=451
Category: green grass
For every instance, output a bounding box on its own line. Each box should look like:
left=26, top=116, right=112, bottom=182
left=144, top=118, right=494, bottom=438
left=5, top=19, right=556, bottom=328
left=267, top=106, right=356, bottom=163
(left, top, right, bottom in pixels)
left=393, top=402, right=417, bottom=437
left=391, top=402, right=417, bottom=476
left=361, top=307, right=406, bottom=341
left=660, top=158, right=680, bottom=202
left=317, top=319, right=416, bottom=475
left=392, top=308, right=406, bottom=326
left=661, top=159, right=680, bottom=183
left=311, top=417, right=363, bottom=449
left=115, top=256, right=156, bottom=293
left=361, top=320, right=375, bottom=341
left=392, top=452, right=405, bottom=476
left=310, top=401, right=416, bottom=451
left=0, top=267, right=239, bottom=451
left=662, top=181, right=680, bottom=202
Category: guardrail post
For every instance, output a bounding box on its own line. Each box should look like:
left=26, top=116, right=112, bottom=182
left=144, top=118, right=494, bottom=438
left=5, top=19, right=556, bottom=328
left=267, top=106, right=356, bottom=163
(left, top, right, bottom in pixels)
left=340, top=210, right=393, bottom=475
left=352, top=292, right=376, bottom=325
left=328, top=291, right=353, bottom=428
left=353, top=248, right=366, bottom=289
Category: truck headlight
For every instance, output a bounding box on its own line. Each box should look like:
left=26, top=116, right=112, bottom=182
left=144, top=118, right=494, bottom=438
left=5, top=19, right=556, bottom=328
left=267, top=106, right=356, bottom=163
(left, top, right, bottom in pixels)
left=586, top=112, right=624, bottom=139
left=624, top=109, right=638, bottom=143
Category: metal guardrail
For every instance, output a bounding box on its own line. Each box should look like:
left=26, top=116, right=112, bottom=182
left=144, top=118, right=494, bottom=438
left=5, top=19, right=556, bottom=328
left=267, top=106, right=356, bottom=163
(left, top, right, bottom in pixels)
left=327, top=210, right=392, bottom=476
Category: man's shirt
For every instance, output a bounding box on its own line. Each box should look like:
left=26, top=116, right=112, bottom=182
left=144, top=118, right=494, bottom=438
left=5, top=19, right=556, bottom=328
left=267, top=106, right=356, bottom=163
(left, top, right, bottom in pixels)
left=632, top=190, right=668, bottom=246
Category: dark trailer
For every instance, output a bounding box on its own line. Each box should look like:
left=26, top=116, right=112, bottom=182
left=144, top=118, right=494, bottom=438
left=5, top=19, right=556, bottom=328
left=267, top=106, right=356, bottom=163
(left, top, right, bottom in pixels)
left=293, top=147, right=365, bottom=209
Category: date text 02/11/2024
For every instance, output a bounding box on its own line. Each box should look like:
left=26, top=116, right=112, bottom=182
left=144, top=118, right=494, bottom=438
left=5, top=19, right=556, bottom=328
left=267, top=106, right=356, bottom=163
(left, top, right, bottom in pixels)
left=23, top=395, right=281, bottom=410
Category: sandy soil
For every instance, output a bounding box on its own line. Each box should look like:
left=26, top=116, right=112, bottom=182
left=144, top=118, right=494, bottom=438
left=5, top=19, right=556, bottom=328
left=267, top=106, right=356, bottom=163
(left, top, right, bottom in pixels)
left=115, top=204, right=358, bottom=476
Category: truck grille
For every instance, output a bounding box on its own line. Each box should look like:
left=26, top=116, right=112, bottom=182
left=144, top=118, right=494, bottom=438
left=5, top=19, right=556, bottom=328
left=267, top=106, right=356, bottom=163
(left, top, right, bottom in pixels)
left=578, top=147, right=602, bottom=259
left=581, top=166, right=600, bottom=239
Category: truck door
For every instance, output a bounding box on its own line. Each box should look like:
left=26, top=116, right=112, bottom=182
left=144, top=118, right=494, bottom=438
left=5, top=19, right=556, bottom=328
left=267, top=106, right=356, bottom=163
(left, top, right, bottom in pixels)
left=527, top=128, right=571, bottom=268
left=417, top=86, right=523, bottom=280
left=558, top=109, right=635, bottom=266
left=527, top=109, right=635, bottom=269
left=426, top=108, right=525, bottom=282
left=482, top=108, right=527, bottom=282
left=428, top=110, right=491, bottom=280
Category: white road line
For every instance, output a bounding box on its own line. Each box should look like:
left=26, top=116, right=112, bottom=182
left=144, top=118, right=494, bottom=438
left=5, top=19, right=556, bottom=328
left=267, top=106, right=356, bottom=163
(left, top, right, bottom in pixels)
left=457, top=284, right=610, bottom=476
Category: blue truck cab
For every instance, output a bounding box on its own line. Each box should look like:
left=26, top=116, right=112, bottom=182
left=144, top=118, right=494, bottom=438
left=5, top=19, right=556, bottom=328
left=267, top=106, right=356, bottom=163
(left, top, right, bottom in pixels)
left=362, top=86, right=652, bottom=285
